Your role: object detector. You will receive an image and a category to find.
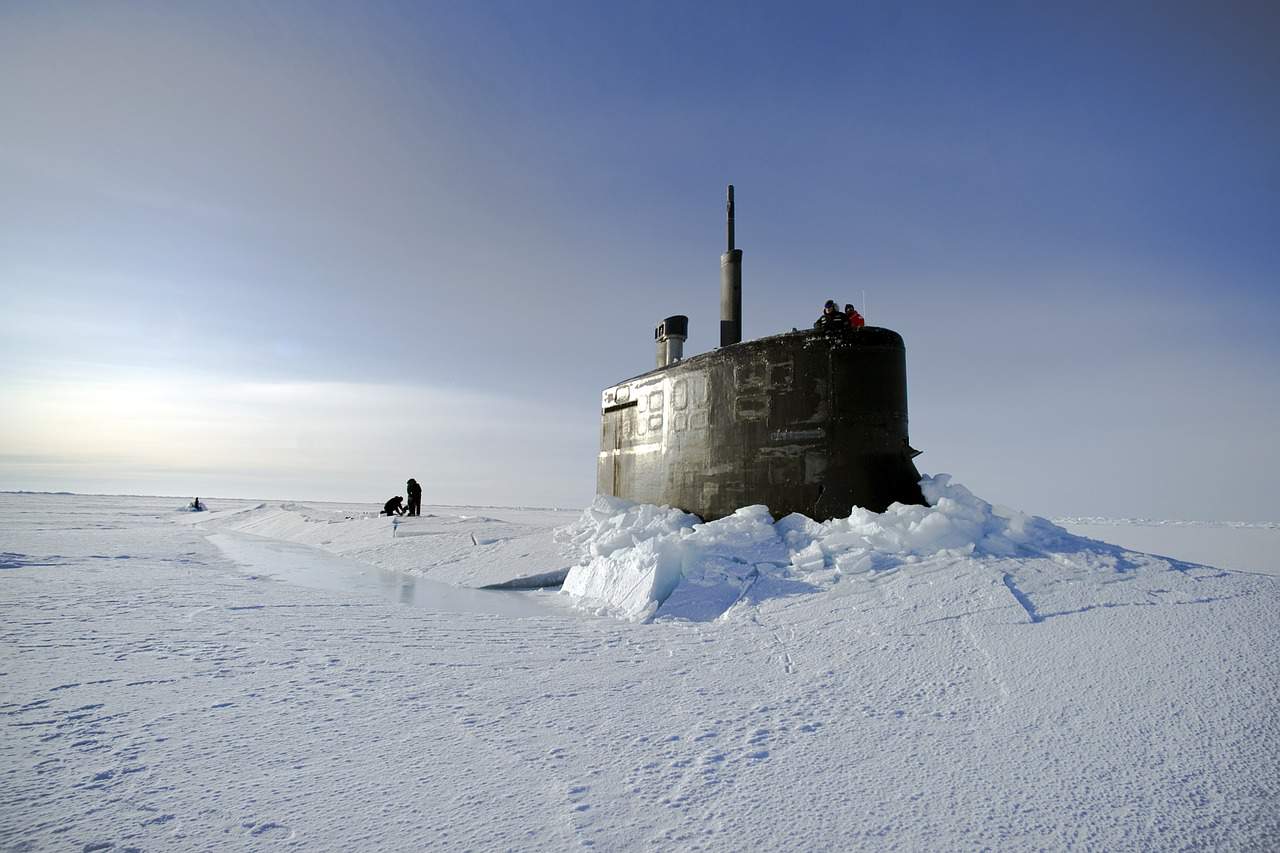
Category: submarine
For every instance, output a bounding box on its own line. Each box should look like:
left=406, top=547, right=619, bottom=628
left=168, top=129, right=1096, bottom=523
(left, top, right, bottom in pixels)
left=596, top=186, right=926, bottom=522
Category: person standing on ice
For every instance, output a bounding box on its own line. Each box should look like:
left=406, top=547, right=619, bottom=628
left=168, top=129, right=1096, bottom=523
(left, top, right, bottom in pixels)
left=405, top=478, right=422, bottom=517
left=844, top=303, right=865, bottom=330
left=382, top=496, right=406, bottom=516
left=813, top=299, right=846, bottom=333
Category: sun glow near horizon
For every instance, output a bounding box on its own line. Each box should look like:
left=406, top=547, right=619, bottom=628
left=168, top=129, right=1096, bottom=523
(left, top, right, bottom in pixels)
left=0, top=373, right=594, bottom=505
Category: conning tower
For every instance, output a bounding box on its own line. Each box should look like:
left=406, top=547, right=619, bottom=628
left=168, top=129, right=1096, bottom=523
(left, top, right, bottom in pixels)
left=597, top=187, right=925, bottom=521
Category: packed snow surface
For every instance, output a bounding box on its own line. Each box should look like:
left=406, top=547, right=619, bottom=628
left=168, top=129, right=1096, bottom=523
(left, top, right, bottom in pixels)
left=2, top=483, right=1277, bottom=851
left=1058, top=518, right=1280, bottom=577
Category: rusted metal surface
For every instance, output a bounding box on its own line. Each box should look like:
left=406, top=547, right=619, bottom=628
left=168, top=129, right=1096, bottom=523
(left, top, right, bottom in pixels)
left=597, top=327, right=925, bottom=521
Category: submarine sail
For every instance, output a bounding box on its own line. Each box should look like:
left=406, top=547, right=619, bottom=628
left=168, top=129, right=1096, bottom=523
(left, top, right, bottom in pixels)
left=597, top=187, right=925, bottom=522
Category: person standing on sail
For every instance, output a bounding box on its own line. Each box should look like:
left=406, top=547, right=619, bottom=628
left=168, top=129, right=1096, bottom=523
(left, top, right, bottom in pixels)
left=814, top=300, right=846, bottom=333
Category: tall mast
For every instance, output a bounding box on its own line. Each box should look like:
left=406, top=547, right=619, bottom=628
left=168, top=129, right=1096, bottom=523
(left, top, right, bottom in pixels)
left=720, top=184, right=743, bottom=347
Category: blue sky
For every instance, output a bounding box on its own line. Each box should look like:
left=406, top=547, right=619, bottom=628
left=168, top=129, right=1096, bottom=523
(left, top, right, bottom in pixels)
left=2, top=1, right=1277, bottom=519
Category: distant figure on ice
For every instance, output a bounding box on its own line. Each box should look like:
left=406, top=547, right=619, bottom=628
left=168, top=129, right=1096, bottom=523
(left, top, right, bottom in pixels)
left=405, top=478, right=422, bottom=517
left=189, top=497, right=204, bottom=511
left=382, top=496, right=406, bottom=516
left=813, top=299, right=846, bottom=333
left=844, top=303, right=865, bottom=330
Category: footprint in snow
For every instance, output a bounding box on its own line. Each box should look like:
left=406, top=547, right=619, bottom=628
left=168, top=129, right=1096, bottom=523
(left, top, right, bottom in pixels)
left=246, top=821, right=292, bottom=838
left=567, top=785, right=592, bottom=814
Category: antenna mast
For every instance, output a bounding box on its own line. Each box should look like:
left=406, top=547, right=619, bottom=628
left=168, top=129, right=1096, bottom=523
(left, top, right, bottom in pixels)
left=720, top=184, right=743, bottom=347
left=726, top=184, right=735, bottom=252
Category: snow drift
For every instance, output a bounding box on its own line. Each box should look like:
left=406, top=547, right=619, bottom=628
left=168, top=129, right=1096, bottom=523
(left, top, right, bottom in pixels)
left=559, top=474, right=1119, bottom=621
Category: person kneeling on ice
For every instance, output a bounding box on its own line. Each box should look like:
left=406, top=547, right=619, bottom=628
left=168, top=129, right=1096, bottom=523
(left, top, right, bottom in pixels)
left=382, top=495, right=406, bottom=516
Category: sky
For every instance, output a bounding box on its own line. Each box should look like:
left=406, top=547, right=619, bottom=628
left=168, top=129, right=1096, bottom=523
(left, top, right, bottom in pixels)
left=1, top=1, right=1277, bottom=520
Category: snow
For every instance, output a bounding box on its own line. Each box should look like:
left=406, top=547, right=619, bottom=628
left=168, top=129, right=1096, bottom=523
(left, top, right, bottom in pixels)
left=557, top=475, right=1132, bottom=621
left=1058, top=519, right=1280, bottom=578
left=2, top=487, right=1278, bottom=850
left=204, top=531, right=559, bottom=619
left=204, top=500, right=581, bottom=589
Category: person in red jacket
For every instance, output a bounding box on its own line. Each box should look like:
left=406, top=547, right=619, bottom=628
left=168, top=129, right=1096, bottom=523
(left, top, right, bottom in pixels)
left=844, top=303, right=866, bottom=330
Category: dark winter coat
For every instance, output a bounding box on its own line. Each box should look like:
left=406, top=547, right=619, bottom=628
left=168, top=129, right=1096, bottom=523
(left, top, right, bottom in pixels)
left=383, top=496, right=405, bottom=515
left=814, top=310, right=847, bottom=333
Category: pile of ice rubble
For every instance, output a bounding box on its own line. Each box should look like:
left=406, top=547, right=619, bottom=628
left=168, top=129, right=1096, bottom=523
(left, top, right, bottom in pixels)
left=556, top=474, right=1083, bottom=621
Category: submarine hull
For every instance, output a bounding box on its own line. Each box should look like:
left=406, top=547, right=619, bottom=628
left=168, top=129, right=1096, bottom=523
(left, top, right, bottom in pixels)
left=598, top=327, right=925, bottom=522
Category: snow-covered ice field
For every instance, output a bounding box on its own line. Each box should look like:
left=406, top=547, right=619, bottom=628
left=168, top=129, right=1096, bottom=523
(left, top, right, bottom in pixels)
left=1058, top=518, right=1280, bottom=579
left=2, top=487, right=1277, bottom=850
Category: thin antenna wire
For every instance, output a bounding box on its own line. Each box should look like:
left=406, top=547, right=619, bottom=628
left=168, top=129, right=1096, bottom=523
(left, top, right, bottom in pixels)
left=862, top=289, right=867, bottom=322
